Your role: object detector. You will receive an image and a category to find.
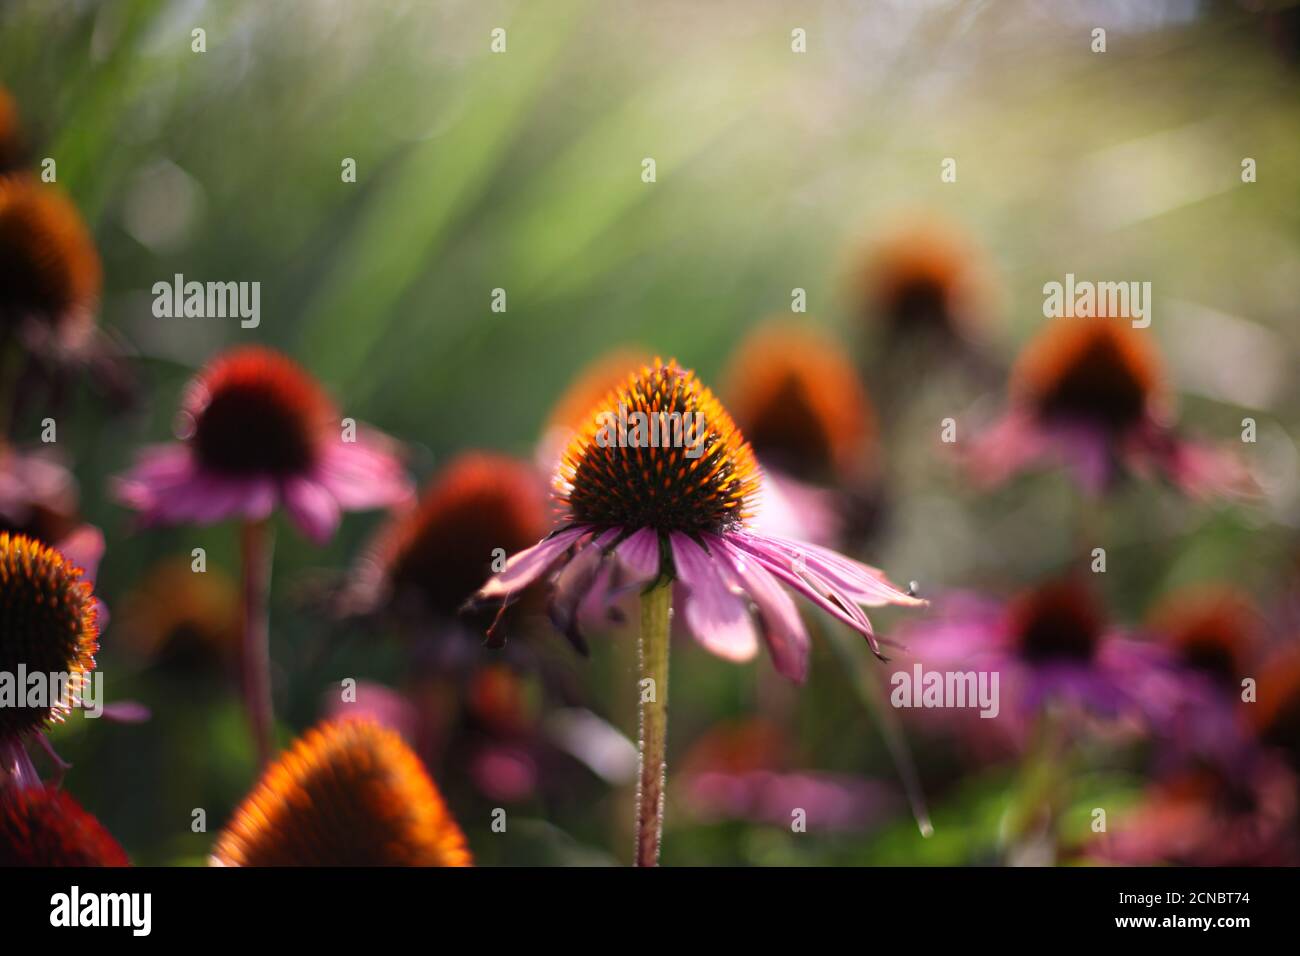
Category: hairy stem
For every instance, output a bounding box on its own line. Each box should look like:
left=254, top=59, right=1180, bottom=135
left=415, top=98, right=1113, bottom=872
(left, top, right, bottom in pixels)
left=635, top=580, right=672, bottom=867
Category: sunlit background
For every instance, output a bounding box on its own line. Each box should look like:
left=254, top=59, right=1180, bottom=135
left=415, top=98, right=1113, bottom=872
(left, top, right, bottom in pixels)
left=2, top=0, right=1298, bottom=865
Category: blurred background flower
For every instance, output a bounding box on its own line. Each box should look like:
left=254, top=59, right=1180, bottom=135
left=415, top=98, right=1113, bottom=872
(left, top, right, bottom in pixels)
left=1, top=0, right=1296, bottom=866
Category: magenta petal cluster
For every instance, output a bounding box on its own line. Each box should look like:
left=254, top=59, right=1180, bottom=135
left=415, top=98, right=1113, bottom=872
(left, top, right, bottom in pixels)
left=475, top=524, right=921, bottom=683
left=111, top=346, right=411, bottom=543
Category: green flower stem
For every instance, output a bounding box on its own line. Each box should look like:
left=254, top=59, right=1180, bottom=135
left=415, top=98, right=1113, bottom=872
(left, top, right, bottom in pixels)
left=635, top=580, right=672, bottom=867
left=240, top=518, right=276, bottom=768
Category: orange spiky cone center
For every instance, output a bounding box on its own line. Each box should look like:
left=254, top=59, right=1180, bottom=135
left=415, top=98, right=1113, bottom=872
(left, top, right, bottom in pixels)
left=211, top=718, right=472, bottom=866
left=556, top=359, right=761, bottom=535
left=0, top=532, right=99, bottom=736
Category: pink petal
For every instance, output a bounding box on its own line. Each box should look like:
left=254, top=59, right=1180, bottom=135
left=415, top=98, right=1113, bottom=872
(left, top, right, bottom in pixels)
left=749, top=468, right=840, bottom=547
left=114, top=445, right=278, bottom=528
left=728, top=534, right=881, bottom=654
left=475, top=525, right=589, bottom=602
left=283, top=476, right=342, bottom=544
left=100, top=701, right=152, bottom=724
left=314, top=429, right=414, bottom=511
left=616, top=528, right=661, bottom=582
left=550, top=529, right=619, bottom=643
left=56, top=524, right=105, bottom=580
left=670, top=532, right=758, bottom=663
left=709, top=534, right=809, bottom=682
left=747, top=534, right=924, bottom=608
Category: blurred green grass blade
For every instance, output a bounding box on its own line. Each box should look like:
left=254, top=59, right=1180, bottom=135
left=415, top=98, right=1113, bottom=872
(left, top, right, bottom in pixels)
left=298, top=0, right=588, bottom=387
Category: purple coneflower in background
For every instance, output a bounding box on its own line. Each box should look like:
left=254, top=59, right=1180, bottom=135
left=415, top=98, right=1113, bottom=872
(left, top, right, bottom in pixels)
left=855, top=215, right=998, bottom=350
left=113, top=345, right=411, bottom=765
left=901, top=577, right=1178, bottom=743
left=1144, top=585, right=1264, bottom=768
left=469, top=358, right=924, bottom=865
left=114, top=345, right=410, bottom=544
left=968, top=316, right=1254, bottom=497
left=722, top=322, right=881, bottom=547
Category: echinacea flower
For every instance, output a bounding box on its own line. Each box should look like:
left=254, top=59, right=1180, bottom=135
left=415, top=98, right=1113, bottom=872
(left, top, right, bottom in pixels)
left=0, top=174, right=101, bottom=355
left=902, top=578, right=1175, bottom=741
left=969, top=317, right=1254, bottom=497
left=210, top=717, right=471, bottom=866
left=470, top=358, right=923, bottom=864
left=0, top=785, right=128, bottom=866
left=346, top=451, right=547, bottom=627
left=855, top=217, right=995, bottom=347
left=115, top=346, right=411, bottom=765
left=723, top=322, right=880, bottom=545
left=0, top=532, right=99, bottom=787
left=1090, top=758, right=1299, bottom=866
left=114, top=345, right=411, bottom=544
left=1145, top=585, right=1262, bottom=765
left=473, top=358, right=921, bottom=680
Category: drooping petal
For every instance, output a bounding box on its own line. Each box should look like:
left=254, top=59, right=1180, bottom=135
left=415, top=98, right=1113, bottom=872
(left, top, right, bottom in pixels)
left=474, top=525, right=590, bottom=602
left=709, top=534, right=809, bottom=682
left=314, top=428, right=414, bottom=510
left=114, top=444, right=280, bottom=528
left=670, top=532, right=758, bottom=663
left=616, top=527, right=661, bottom=582
left=111, top=443, right=201, bottom=512
left=283, top=476, right=342, bottom=544
left=728, top=533, right=882, bottom=654
left=744, top=533, right=924, bottom=608
left=1129, top=424, right=1258, bottom=501
left=550, top=529, right=620, bottom=650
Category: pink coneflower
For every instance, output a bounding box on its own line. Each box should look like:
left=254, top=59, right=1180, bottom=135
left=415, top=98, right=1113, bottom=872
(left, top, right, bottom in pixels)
left=114, top=346, right=410, bottom=544
left=902, top=578, right=1175, bottom=741
left=346, top=451, right=547, bottom=631
left=0, top=174, right=100, bottom=354
left=855, top=217, right=996, bottom=348
left=116, top=556, right=240, bottom=676
left=969, top=317, right=1254, bottom=497
left=470, top=358, right=923, bottom=865
left=1254, top=649, right=1300, bottom=774
left=1145, top=585, right=1263, bottom=766
left=1091, top=758, right=1298, bottom=866
left=113, top=345, right=411, bottom=766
